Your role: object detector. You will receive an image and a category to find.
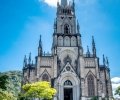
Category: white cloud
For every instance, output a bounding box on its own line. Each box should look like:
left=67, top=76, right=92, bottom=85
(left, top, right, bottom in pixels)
left=38, top=0, right=97, bottom=7
left=112, top=83, right=120, bottom=91
left=39, top=0, right=78, bottom=7
left=111, top=77, right=120, bottom=84
left=42, top=0, right=59, bottom=7
left=111, top=77, right=120, bottom=99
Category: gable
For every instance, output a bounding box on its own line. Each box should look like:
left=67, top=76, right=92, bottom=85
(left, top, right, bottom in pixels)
left=59, top=61, right=78, bottom=77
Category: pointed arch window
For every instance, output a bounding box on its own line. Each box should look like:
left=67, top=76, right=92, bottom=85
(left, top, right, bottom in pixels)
left=71, top=36, right=77, bottom=46
left=42, top=74, right=49, bottom=81
left=64, top=36, right=70, bottom=46
left=58, top=36, right=63, bottom=46
left=64, top=80, right=72, bottom=86
left=87, top=74, right=95, bottom=96
left=64, top=24, right=70, bottom=34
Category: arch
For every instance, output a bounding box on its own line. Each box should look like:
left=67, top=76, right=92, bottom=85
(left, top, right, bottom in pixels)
left=64, top=55, right=72, bottom=64
left=42, top=74, right=49, bottom=81
left=64, top=24, right=70, bottom=34
left=57, top=72, right=80, bottom=100
left=87, top=74, right=95, bottom=96
left=64, top=36, right=70, bottom=46
left=71, top=36, right=77, bottom=46
left=58, top=36, right=63, bottom=46
left=64, top=80, right=72, bottom=86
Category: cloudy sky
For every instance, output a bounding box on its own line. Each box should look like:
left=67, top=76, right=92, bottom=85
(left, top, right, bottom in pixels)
left=0, top=0, right=120, bottom=97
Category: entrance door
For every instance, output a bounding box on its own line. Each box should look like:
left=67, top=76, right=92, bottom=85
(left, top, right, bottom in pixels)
left=64, top=88, right=73, bottom=100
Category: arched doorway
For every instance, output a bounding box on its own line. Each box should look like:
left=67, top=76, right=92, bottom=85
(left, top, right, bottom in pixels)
left=57, top=72, right=80, bottom=100
left=64, top=80, right=73, bottom=100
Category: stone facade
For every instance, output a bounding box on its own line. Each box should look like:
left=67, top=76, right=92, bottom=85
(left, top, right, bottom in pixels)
left=22, top=0, right=113, bottom=100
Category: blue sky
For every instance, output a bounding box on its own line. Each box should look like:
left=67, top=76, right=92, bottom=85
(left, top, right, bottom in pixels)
left=0, top=0, right=120, bottom=78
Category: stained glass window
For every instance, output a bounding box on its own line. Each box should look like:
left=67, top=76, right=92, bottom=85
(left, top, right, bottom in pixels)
left=87, top=74, right=95, bottom=96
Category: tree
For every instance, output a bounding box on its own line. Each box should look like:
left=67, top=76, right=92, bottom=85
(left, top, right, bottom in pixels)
left=22, top=81, right=56, bottom=100
left=0, top=74, right=9, bottom=90
left=0, top=73, right=17, bottom=100
left=115, top=86, right=120, bottom=96
left=0, top=88, right=16, bottom=100
left=91, top=96, right=98, bottom=100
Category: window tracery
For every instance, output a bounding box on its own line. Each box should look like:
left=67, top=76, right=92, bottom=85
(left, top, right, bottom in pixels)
left=87, top=74, right=95, bottom=96
left=64, top=24, right=70, bottom=34
left=64, top=80, right=72, bottom=86
left=42, top=74, right=49, bottom=81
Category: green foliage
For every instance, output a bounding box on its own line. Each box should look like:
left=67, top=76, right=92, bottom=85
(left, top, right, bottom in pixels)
left=0, top=74, right=9, bottom=90
left=0, top=88, right=16, bottom=100
left=22, top=81, right=56, bottom=100
left=115, top=86, right=120, bottom=96
left=2, top=71, right=22, bottom=97
left=17, top=92, right=28, bottom=100
left=0, top=71, right=22, bottom=100
left=91, top=96, right=98, bottom=100
left=0, top=71, right=22, bottom=99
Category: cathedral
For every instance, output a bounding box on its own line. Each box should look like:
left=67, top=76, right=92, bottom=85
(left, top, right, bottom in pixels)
left=22, top=0, right=113, bottom=100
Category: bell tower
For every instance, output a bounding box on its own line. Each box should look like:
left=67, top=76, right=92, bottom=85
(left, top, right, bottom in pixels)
left=56, top=0, right=76, bottom=34
left=52, top=0, right=82, bottom=53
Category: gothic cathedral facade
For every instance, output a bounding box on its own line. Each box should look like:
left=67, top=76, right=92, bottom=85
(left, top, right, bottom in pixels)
left=22, top=0, right=113, bottom=100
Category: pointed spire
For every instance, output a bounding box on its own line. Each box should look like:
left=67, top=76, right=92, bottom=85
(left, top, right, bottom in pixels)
left=23, top=55, right=27, bottom=67
left=39, top=35, right=42, bottom=48
left=54, top=19, right=57, bottom=33
left=106, top=57, right=109, bottom=67
left=103, top=54, right=106, bottom=66
left=57, top=0, right=59, bottom=6
left=28, top=52, right=31, bottom=64
left=38, top=35, right=43, bottom=56
left=72, top=0, right=75, bottom=12
left=32, top=60, right=34, bottom=65
left=73, top=0, right=75, bottom=5
left=92, top=36, right=95, bottom=47
left=44, top=51, right=45, bottom=56
left=86, top=46, right=90, bottom=57
left=77, top=20, right=80, bottom=33
left=92, top=36, right=96, bottom=57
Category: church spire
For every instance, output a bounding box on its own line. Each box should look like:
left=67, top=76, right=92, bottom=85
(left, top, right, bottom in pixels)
left=86, top=46, right=90, bottom=57
left=39, top=35, right=42, bottom=48
left=28, top=52, right=31, bottom=64
left=72, top=0, right=75, bottom=13
left=92, top=36, right=96, bottom=57
left=106, top=57, right=109, bottom=67
left=103, top=54, right=106, bottom=66
left=54, top=19, right=57, bottom=33
left=23, top=55, right=27, bottom=67
left=38, top=35, right=43, bottom=56
left=77, top=20, right=80, bottom=33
